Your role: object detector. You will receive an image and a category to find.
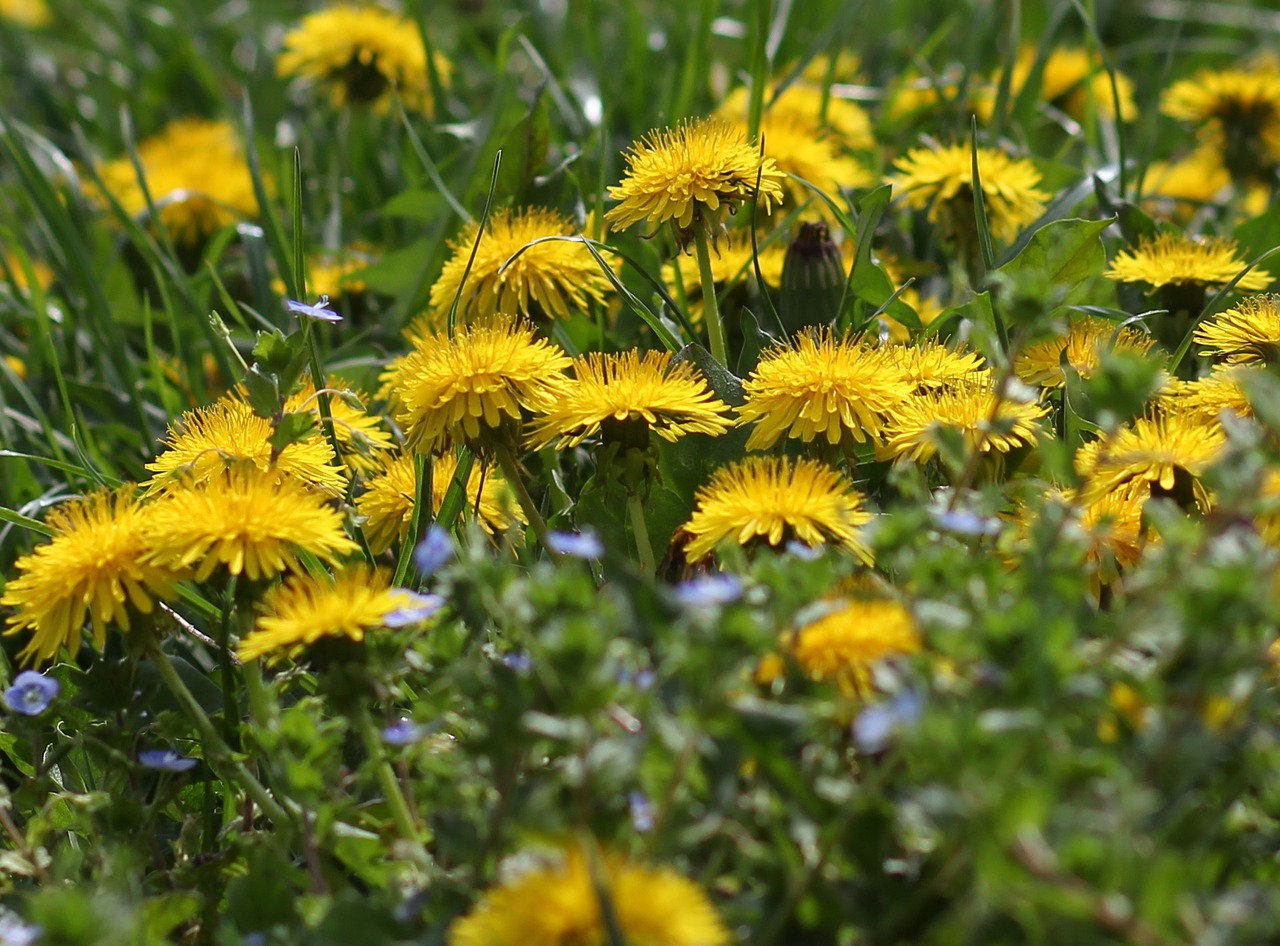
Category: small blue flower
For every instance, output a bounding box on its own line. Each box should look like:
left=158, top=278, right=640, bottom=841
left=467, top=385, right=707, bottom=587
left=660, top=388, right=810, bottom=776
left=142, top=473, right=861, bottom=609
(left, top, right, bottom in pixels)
left=286, top=295, right=342, bottom=323
left=852, top=690, right=924, bottom=754
left=3, top=671, right=58, bottom=717
left=931, top=509, right=1001, bottom=537
left=628, top=791, right=655, bottom=832
left=674, top=574, right=743, bottom=608
left=500, top=651, right=532, bottom=672
left=413, top=524, right=455, bottom=576
left=384, top=590, right=444, bottom=628
left=382, top=719, right=429, bottom=746
left=546, top=529, right=604, bottom=559
left=139, top=749, right=198, bottom=772
left=0, top=912, right=41, bottom=946
left=785, top=540, right=824, bottom=561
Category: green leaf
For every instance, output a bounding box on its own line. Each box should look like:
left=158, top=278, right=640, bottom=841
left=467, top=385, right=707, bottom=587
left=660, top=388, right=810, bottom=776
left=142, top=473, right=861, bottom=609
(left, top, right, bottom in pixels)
left=270, top=411, right=319, bottom=453
left=996, top=217, right=1114, bottom=287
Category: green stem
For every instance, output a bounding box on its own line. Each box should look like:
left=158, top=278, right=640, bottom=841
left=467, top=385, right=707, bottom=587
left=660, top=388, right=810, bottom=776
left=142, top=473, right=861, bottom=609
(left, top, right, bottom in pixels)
left=627, top=491, right=656, bottom=574
left=244, top=661, right=272, bottom=728
left=693, top=228, right=728, bottom=365
left=494, top=442, right=561, bottom=560
left=148, top=645, right=293, bottom=836
left=354, top=708, right=423, bottom=844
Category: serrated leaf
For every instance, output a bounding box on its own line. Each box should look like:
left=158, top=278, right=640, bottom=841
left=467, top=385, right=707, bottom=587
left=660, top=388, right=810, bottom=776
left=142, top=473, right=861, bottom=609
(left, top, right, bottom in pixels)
left=271, top=411, right=319, bottom=453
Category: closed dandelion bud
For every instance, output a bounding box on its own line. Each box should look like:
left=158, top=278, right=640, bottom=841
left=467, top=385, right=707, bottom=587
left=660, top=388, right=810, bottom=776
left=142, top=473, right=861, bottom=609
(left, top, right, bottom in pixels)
left=780, top=222, right=846, bottom=335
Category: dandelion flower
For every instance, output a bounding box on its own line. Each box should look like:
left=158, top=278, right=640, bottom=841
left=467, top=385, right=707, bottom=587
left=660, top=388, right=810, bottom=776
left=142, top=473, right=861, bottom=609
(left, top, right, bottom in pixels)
left=276, top=3, right=450, bottom=113
left=2, top=488, right=181, bottom=666
left=0, top=0, right=50, bottom=27
left=1158, top=366, right=1258, bottom=420
left=390, top=316, right=571, bottom=455
left=662, top=229, right=786, bottom=322
left=430, top=207, right=610, bottom=322
left=273, top=248, right=375, bottom=301
left=357, top=451, right=520, bottom=554
left=790, top=598, right=921, bottom=698
left=681, top=456, right=874, bottom=563
left=737, top=114, right=875, bottom=214
left=1194, top=293, right=1280, bottom=364
left=1016, top=317, right=1155, bottom=388
left=528, top=349, right=732, bottom=450
left=92, top=118, right=259, bottom=245
left=738, top=331, right=913, bottom=451
left=1142, top=149, right=1233, bottom=219
left=1162, top=67, right=1280, bottom=183
left=449, top=845, right=729, bottom=946
left=605, top=118, right=786, bottom=244
left=717, top=82, right=875, bottom=151
left=238, top=565, right=416, bottom=663
left=145, top=466, right=358, bottom=583
left=878, top=384, right=1047, bottom=464
left=1076, top=413, right=1226, bottom=511
left=145, top=393, right=346, bottom=494
left=884, top=340, right=988, bottom=391
left=1104, top=233, right=1271, bottom=292
left=284, top=376, right=395, bottom=473
left=1073, top=486, right=1152, bottom=588
left=889, top=143, right=1049, bottom=243
left=1002, top=46, right=1138, bottom=122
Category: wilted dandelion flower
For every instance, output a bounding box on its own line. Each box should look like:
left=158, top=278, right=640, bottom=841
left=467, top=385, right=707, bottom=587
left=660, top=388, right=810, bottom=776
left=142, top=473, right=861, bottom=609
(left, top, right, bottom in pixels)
left=1194, top=293, right=1280, bottom=364
left=681, top=456, right=874, bottom=563
left=1162, top=66, right=1280, bottom=183
left=430, top=207, right=610, bottom=322
left=878, top=383, right=1047, bottom=464
left=238, top=565, right=417, bottom=663
left=145, top=393, right=346, bottom=494
left=93, top=118, right=259, bottom=245
left=2, top=488, right=181, bottom=666
left=356, top=451, right=520, bottom=555
left=889, top=143, right=1049, bottom=243
left=276, top=3, right=450, bottom=113
left=605, top=118, right=786, bottom=245
left=1076, top=413, right=1226, bottom=511
left=448, top=845, right=729, bottom=946
left=1016, top=317, right=1156, bottom=388
left=739, top=331, right=913, bottom=451
left=145, top=465, right=358, bottom=582
left=1104, top=233, right=1271, bottom=292
left=390, top=315, right=571, bottom=455
left=528, top=349, right=732, bottom=450
left=284, top=376, right=395, bottom=473
left=1159, top=366, right=1258, bottom=421
left=790, top=597, right=921, bottom=698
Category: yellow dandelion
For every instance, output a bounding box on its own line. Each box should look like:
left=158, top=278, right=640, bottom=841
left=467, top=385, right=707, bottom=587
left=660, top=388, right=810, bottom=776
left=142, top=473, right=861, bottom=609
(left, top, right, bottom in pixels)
left=662, top=229, right=786, bottom=322
left=889, top=143, right=1050, bottom=244
left=2, top=488, right=182, bottom=666
left=605, top=118, right=786, bottom=242
left=681, top=456, right=874, bottom=563
left=449, top=844, right=729, bottom=946
left=1003, top=46, right=1138, bottom=122
left=238, top=565, right=417, bottom=663
left=272, top=248, right=374, bottom=301
left=276, top=3, right=450, bottom=113
left=745, top=113, right=876, bottom=212
left=1162, top=67, right=1280, bottom=182
left=0, top=0, right=49, bottom=28
left=883, top=339, right=988, bottom=391
left=738, top=331, right=914, bottom=451
left=1067, top=485, right=1152, bottom=591
left=717, top=82, right=876, bottom=153
left=1016, top=317, right=1156, bottom=388
left=284, top=376, right=395, bottom=473
left=1194, top=293, right=1280, bottom=364
left=145, top=393, right=346, bottom=494
left=1104, top=232, right=1271, bottom=292
left=357, top=451, right=520, bottom=555
left=92, top=118, right=259, bottom=245
left=528, top=349, right=732, bottom=450
left=144, top=465, right=358, bottom=583
left=1158, top=366, right=1258, bottom=421
left=799, top=51, right=863, bottom=85
left=1076, top=413, right=1226, bottom=511
left=878, top=383, right=1047, bottom=464
left=429, top=207, right=610, bottom=322
left=389, top=315, right=571, bottom=455
left=1252, top=469, right=1280, bottom=547
left=1, top=250, right=54, bottom=294
left=1142, top=149, right=1232, bottom=219
left=790, top=597, right=921, bottom=698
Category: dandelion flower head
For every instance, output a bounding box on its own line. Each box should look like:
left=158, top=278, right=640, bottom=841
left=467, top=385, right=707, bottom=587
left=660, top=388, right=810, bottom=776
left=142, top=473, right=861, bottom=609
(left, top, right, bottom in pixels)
left=1194, top=293, right=1280, bottom=364
left=878, top=383, right=1048, bottom=465
left=0, top=0, right=51, bottom=27
left=93, top=118, right=259, bottom=244
left=2, top=488, right=181, bottom=666
left=448, top=845, right=729, bottom=946
left=284, top=376, right=395, bottom=473
left=276, top=3, right=451, bottom=114
left=429, top=207, right=610, bottom=323
left=662, top=229, right=786, bottom=322
left=1076, top=413, right=1226, bottom=511
left=390, top=315, right=571, bottom=455
left=681, top=456, right=875, bottom=563
left=740, top=113, right=876, bottom=213
left=1002, top=45, right=1138, bottom=122
left=605, top=118, right=786, bottom=243
left=1161, top=66, right=1280, bottom=182
left=1159, top=366, right=1258, bottom=422
left=1104, top=232, right=1271, bottom=291
left=884, top=339, right=988, bottom=392
left=528, top=349, right=733, bottom=450
left=144, top=465, right=358, bottom=583
left=717, top=81, right=875, bottom=151
left=1016, top=317, right=1156, bottom=388
left=790, top=597, right=921, bottom=698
